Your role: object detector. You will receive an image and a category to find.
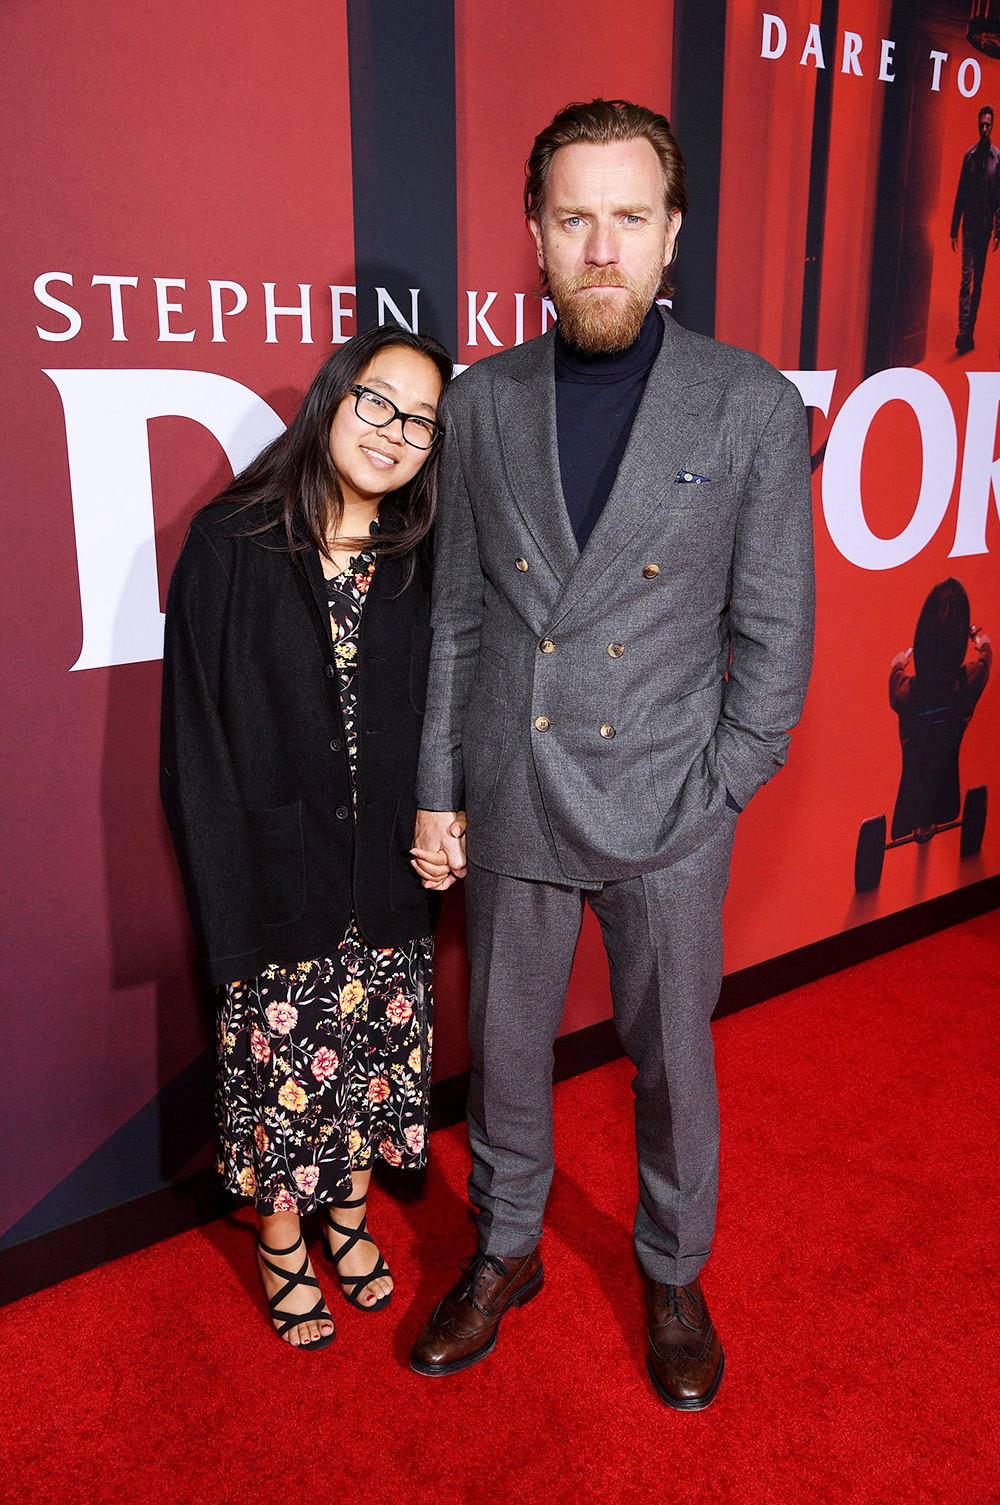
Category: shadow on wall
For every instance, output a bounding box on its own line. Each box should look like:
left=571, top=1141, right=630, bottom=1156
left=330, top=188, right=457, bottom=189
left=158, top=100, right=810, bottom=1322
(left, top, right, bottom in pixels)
left=19, top=396, right=313, bottom=1236
left=95, top=450, right=235, bottom=1211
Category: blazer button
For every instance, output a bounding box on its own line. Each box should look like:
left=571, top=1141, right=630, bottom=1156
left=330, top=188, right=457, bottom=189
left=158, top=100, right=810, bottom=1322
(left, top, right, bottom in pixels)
left=515, top=557, right=529, bottom=572
left=607, top=642, right=624, bottom=658
left=335, top=805, right=350, bottom=819
left=325, top=663, right=336, bottom=678
left=600, top=723, right=616, bottom=739
left=330, top=738, right=343, bottom=752
left=643, top=563, right=660, bottom=579
left=539, top=638, right=555, bottom=653
left=534, top=715, right=551, bottom=732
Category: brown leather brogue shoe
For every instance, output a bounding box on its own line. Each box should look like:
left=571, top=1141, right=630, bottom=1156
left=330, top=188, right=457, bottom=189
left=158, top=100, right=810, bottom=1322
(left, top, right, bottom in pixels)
left=645, top=1274, right=724, bottom=1411
left=409, top=1249, right=543, bottom=1377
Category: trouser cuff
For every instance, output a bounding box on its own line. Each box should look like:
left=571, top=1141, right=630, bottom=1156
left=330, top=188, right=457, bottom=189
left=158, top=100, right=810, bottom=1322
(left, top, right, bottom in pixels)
left=638, top=1249, right=710, bottom=1289
left=478, top=1228, right=542, bottom=1261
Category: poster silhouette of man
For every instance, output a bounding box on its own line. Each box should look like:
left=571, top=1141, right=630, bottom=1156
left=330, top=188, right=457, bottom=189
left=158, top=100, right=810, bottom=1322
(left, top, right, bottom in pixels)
left=951, top=104, right=1000, bottom=354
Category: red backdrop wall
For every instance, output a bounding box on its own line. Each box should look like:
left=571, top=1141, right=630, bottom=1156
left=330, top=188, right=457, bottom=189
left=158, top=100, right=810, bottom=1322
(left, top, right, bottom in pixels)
left=2, top=0, right=997, bottom=1254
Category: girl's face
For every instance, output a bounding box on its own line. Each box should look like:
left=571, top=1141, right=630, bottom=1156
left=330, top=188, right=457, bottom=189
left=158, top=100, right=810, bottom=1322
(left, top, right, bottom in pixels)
left=328, top=345, right=443, bottom=511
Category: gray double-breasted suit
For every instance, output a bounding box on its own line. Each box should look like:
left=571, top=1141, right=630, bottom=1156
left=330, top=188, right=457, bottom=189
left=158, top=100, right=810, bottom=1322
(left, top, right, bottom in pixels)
left=417, top=307, right=814, bottom=1285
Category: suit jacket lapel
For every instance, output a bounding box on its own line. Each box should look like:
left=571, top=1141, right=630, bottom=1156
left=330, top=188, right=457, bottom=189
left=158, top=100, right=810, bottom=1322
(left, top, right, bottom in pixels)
left=548, top=311, right=720, bottom=629
left=494, top=330, right=580, bottom=583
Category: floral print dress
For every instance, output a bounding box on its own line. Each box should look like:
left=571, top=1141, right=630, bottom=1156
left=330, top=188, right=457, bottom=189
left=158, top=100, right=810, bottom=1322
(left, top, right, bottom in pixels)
left=216, top=547, right=433, bottom=1215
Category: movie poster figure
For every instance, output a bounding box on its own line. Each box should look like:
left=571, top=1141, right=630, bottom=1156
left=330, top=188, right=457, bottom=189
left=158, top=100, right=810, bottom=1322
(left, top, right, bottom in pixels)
left=855, top=579, right=991, bottom=891
left=950, top=104, right=1000, bottom=354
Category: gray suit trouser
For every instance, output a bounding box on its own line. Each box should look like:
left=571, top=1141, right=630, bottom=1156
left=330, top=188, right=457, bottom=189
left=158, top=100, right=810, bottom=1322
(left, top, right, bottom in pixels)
left=465, top=809, right=737, bottom=1288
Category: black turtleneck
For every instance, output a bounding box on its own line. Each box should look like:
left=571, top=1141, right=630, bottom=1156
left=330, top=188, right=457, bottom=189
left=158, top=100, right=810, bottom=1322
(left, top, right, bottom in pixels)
left=554, top=304, right=663, bottom=550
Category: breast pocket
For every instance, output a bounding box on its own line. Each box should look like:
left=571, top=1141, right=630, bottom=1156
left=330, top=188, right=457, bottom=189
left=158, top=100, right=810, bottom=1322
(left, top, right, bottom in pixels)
left=658, top=483, right=739, bottom=578
left=247, top=801, right=306, bottom=927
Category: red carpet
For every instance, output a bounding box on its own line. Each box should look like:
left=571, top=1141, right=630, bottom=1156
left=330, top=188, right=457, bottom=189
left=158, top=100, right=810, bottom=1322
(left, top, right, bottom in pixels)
left=2, top=910, right=999, bottom=1505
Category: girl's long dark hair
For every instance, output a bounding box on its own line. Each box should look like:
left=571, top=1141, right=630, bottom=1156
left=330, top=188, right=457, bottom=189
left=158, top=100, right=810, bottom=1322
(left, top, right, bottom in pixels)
left=210, top=325, right=452, bottom=574
left=913, top=577, right=971, bottom=688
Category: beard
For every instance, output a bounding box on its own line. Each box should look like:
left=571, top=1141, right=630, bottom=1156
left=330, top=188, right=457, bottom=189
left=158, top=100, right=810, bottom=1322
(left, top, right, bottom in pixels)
left=546, top=262, right=663, bottom=354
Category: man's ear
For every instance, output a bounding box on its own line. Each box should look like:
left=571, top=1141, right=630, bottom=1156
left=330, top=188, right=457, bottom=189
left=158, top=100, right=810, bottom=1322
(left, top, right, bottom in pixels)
left=528, top=214, right=545, bottom=271
left=663, top=208, right=683, bottom=268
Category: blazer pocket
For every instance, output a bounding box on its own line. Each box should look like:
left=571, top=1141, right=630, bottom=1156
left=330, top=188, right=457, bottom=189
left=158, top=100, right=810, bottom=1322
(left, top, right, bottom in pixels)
left=661, top=474, right=739, bottom=514
left=462, top=715, right=507, bottom=820
left=247, top=801, right=306, bottom=928
left=648, top=689, right=719, bottom=816
left=471, top=645, right=508, bottom=706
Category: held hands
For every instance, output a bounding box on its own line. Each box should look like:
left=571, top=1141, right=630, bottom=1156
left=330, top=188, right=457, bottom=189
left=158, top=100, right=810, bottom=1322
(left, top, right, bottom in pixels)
left=411, top=809, right=468, bottom=891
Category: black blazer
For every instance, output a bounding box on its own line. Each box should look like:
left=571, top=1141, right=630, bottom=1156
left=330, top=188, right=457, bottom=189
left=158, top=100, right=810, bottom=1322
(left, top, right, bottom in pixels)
left=160, top=500, right=435, bottom=985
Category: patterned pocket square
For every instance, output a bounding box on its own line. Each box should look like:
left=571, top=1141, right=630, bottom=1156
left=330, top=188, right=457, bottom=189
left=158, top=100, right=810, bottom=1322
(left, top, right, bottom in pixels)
left=675, top=470, right=711, bottom=484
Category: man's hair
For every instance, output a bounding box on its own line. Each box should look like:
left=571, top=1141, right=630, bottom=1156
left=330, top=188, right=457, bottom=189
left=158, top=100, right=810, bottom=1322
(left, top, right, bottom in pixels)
left=524, top=99, right=688, bottom=297
left=980, top=103, right=995, bottom=124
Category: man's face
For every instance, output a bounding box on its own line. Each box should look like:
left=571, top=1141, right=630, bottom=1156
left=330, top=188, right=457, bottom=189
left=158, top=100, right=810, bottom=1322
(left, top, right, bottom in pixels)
left=980, top=112, right=993, bottom=144
left=529, top=137, right=682, bottom=353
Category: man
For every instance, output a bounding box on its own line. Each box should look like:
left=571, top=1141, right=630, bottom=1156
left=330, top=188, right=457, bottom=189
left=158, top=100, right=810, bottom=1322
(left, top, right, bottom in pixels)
left=409, top=100, right=814, bottom=1410
left=950, top=104, right=1000, bottom=355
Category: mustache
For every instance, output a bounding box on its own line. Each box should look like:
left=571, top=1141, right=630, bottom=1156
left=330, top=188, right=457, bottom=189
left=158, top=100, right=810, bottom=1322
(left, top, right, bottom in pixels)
left=564, top=268, right=634, bottom=292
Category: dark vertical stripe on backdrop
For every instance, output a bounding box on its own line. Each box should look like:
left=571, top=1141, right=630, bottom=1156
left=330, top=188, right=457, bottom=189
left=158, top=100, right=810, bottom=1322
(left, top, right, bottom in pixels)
left=347, top=1, right=459, bottom=359
left=799, top=0, right=839, bottom=371
left=864, top=1, right=925, bottom=374
left=670, top=0, right=727, bottom=338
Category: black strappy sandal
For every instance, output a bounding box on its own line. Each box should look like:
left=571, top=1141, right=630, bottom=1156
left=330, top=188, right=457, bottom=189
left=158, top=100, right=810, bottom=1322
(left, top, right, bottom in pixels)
left=319, top=1195, right=393, bottom=1311
left=255, top=1234, right=336, bottom=1349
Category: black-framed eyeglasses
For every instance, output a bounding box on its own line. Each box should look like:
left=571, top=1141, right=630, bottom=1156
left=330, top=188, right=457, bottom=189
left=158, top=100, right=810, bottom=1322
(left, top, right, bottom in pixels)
left=348, top=385, right=443, bottom=450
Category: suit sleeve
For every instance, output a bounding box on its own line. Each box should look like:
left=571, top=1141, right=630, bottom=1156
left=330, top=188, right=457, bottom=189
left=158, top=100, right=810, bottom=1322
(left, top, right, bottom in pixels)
left=160, top=524, right=260, bottom=981
left=952, top=155, right=970, bottom=239
left=415, top=403, right=485, bottom=811
left=713, top=379, right=815, bottom=808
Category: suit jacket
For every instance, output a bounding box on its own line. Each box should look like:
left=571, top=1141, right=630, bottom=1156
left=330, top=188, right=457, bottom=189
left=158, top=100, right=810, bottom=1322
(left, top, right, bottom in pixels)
left=416, top=307, right=815, bottom=884
left=161, top=500, right=435, bottom=984
left=951, top=141, right=1000, bottom=242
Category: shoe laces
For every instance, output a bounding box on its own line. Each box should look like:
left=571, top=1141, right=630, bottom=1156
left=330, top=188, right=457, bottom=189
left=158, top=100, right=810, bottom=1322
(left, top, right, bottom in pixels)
left=460, top=1251, right=509, bottom=1305
left=660, top=1283, right=701, bottom=1330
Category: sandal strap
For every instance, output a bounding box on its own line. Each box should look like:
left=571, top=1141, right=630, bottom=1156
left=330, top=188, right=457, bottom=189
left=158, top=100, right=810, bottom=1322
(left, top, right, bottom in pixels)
left=323, top=1210, right=376, bottom=1264
left=257, top=1235, right=306, bottom=1258
left=256, top=1237, right=332, bottom=1333
left=321, top=1209, right=391, bottom=1304
left=326, top=1194, right=368, bottom=1210
left=338, top=1250, right=391, bottom=1300
left=271, top=1292, right=331, bottom=1338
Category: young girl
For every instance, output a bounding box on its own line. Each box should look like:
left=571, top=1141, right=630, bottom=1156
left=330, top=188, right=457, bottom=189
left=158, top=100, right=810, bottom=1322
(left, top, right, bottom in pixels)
left=161, top=326, right=459, bottom=1349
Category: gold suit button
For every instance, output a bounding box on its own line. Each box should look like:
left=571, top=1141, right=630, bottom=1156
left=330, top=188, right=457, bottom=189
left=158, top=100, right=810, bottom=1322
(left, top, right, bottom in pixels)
left=534, top=716, right=551, bottom=732
left=643, top=563, right=660, bottom=579
left=600, top=723, right=616, bottom=739
left=515, top=557, right=529, bottom=572
left=608, top=642, right=624, bottom=658
left=540, top=638, right=555, bottom=653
